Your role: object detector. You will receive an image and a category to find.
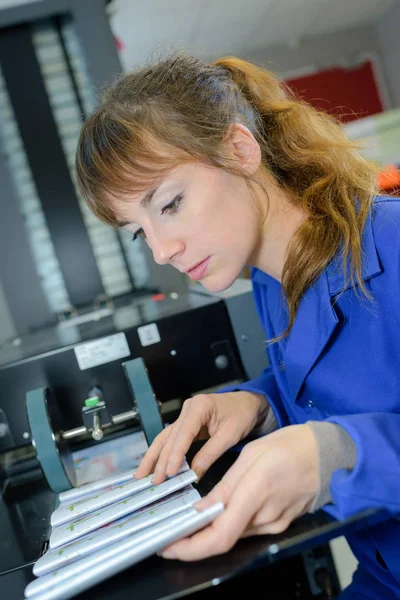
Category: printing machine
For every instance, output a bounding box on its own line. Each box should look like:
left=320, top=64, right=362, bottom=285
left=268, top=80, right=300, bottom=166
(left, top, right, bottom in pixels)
left=0, top=280, right=388, bottom=599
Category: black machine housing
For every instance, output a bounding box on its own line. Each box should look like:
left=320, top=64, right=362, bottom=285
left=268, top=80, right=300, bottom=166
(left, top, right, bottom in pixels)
left=0, top=282, right=265, bottom=454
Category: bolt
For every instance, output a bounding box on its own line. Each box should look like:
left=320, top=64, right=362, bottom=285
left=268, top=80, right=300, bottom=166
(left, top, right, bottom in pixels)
left=215, top=355, right=229, bottom=369
left=92, top=414, right=104, bottom=441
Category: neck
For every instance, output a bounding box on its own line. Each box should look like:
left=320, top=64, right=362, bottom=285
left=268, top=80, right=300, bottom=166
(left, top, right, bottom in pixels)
left=249, top=177, right=307, bottom=282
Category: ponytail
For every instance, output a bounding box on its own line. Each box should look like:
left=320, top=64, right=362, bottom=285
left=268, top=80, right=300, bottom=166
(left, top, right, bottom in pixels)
left=214, top=56, right=377, bottom=336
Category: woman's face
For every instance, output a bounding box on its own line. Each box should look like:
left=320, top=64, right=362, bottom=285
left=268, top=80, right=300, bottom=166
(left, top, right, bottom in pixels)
left=115, top=162, right=263, bottom=293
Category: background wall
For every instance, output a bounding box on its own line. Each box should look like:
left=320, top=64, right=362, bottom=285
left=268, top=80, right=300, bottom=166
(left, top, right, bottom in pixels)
left=376, top=0, right=400, bottom=108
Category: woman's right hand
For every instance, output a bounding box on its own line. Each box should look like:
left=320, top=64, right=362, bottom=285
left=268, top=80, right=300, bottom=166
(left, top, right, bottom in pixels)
left=134, top=390, right=269, bottom=484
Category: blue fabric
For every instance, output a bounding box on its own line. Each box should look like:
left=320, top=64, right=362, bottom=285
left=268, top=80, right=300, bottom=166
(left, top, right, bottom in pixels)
left=221, top=197, right=400, bottom=594
left=339, top=564, right=400, bottom=599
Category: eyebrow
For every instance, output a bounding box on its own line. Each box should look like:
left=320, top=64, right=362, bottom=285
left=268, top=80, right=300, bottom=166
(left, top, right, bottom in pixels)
left=117, top=185, right=160, bottom=227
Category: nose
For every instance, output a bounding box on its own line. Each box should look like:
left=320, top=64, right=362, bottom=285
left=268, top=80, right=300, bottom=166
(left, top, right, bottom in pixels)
left=151, top=235, right=185, bottom=266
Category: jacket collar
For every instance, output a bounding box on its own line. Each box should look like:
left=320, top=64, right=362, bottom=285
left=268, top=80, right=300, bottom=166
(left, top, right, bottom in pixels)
left=326, top=207, right=381, bottom=296
left=251, top=206, right=382, bottom=401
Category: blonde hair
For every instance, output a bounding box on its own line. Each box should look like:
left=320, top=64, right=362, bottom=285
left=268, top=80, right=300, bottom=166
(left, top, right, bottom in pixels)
left=76, top=53, right=378, bottom=337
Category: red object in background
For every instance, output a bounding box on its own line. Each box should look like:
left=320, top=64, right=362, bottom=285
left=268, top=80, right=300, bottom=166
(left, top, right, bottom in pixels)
left=151, top=293, right=166, bottom=302
left=285, top=60, right=384, bottom=123
left=114, top=35, right=125, bottom=51
left=378, top=164, right=400, bottom=196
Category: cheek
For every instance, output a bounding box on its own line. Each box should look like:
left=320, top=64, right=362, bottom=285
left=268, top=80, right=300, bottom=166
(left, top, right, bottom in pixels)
left=183, top=174, right=260, bottom=254
left=216, top=204, right=259, bottom=253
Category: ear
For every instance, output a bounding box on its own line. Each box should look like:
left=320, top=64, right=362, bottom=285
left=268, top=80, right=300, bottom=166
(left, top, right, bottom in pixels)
left=225, top=123, right=262, bottom=176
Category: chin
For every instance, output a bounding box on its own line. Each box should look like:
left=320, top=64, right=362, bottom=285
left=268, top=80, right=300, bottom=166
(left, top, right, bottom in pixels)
left=200, top=273, right=238, bottom=294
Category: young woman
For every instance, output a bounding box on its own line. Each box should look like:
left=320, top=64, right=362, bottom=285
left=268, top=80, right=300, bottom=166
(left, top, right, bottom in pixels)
left=76, top=53, right=400, bottom=598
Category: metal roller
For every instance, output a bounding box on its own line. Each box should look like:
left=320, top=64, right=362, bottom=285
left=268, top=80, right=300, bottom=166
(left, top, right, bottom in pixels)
left=26, top=387, right=77, bottom=494
left=123, top=357, right=164, bottom=447
left=25, top=358, right=164, bottom=494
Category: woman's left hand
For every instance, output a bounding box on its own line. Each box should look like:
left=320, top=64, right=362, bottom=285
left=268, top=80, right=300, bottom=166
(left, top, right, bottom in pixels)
left=160, top=423, right=320, bottom=561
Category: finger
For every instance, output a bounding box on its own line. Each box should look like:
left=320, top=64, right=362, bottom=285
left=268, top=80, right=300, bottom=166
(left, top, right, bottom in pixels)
left=190, top=426, right=240, bottom=480
left=150, top=400, right=203, bottom=483
left=151, top=424, right=184, bottom=484
left=152, top=413, right=200, bottom=483
left=155, top=399, right=213, bottom=482
left=160, top=514, right=232, bottom=561
left=241, top=502, right=288, bottom=537
left=190, top=443, right=262, bottom=516
left=161, top=476, right=261, bottom=561
left=246, top=503, right=284, bottom=530
left=134, top=426, right=172, bottom=478
left=162, top=452, right=270, bottom=561
left=203, top=440, right=264, bottom=504
left=247, top=484, right=312, bottom=532
left=240, top=470, right=310, bottom=539
left=199, top=449, right=278, bottom=545
left=241, top=516, right=291, bottom=537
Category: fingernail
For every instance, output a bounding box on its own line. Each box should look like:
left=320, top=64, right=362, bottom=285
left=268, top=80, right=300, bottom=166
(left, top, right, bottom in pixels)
left=192, top=468, right=203, bottom=482
left=165, top=463, right=175, bottom=477
left=151, top=473, right=163, bottom=485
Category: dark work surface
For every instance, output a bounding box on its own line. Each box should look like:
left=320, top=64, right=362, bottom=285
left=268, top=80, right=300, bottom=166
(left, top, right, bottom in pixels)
left=0, top=474, right=55, bottom=576
left=0, top=442, right=389, bottom=599
left=0, top=566, right=34, bottom=600
left=0, top=551, right=327, bottom=600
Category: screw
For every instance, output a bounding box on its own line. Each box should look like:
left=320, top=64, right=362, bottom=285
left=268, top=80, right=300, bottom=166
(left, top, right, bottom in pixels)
left=92, top=414, right=104, bottom=441
left=215, top=355, right=229, bottom=369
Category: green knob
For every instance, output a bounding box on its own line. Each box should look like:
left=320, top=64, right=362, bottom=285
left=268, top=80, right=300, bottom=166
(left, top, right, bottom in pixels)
left=85, top=396, right=100, bottom=407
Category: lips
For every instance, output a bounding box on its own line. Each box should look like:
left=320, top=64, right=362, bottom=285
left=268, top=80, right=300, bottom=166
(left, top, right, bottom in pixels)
left=185, top=259, right=206, bottom=274
left=184, top=257, right=211, bottom=281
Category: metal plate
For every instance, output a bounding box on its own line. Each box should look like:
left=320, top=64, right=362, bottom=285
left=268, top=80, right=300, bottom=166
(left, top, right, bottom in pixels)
left=26, top=388, right=76, bottom=493
left=123, top=358, right=163, bottom=446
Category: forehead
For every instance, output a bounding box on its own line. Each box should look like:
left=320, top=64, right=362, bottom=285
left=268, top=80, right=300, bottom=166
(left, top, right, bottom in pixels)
left=109, top=165, right=185, bottom=223
left=111, top=162, right=220, bottom=224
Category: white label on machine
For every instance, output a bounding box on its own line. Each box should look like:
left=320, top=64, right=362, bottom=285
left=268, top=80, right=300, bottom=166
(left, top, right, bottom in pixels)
left=74, top=333, right=130, bottom=370
left=137, top=323, right=161, bottom=347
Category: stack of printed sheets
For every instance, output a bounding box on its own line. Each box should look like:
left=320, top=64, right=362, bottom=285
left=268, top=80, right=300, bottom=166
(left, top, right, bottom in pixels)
left=24, top=431, right=223, bottom=600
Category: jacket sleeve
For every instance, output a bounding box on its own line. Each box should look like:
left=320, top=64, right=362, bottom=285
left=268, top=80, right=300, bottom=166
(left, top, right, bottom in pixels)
left=216, top=366, right=289, bottom=428
left=322, top=412, right=400, bottom=518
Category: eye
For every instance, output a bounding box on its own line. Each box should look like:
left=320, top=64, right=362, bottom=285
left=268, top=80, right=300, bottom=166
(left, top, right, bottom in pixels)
left=161, top=193, right=183, bottom=215
left=131, top=228, right=146, bottom=242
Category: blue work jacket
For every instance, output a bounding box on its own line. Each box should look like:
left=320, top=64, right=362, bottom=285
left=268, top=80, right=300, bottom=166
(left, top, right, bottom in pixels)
left=231, top=196, right=400, bottom=595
